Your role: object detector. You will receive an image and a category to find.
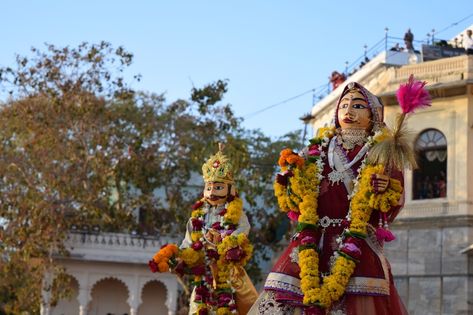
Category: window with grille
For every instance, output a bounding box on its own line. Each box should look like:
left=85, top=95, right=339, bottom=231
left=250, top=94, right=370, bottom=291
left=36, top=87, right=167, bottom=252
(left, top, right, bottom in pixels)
left=412, top=129, right=447, bottom=200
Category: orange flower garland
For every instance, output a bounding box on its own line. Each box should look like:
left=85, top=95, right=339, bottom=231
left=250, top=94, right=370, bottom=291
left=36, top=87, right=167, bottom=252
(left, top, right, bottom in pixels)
left=149, top=244, right=179, bottom=273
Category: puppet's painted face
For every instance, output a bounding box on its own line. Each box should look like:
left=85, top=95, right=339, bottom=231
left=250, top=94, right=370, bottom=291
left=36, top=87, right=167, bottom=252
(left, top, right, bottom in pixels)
left=204, top=181, right=229, bottom=206
left=337, top=89, right=372, bottom=130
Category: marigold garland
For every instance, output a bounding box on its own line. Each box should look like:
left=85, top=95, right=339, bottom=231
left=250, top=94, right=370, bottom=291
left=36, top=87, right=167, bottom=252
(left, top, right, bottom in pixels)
left=316, top=126, right=336, bottom=140
left=190, top=197, right=248, bottom=312
left=274, top=126, right=404, bottom=310
left=225, top=197, right=243, bottom=225
left=150, top=244, right=179, bottom=272
left=274, top=180, right=295, bottom=212
left=191, top=231, right=204, bottom=242
left=196, top=304, right=209, bottom=315
left=180, top=247, right=205, bottom=268
left=149, top=196, right=250, bottom=313
left=290, top=164, right=320, bottom=225
left=350, top=165, right=403, bottom=235
left=215, top=233, right=253, bottom=314
left=216, top=306, right=233, bottom=315
left=299, top=248, right=319, bottom=296
left=217, top=233, right=253, bottom=267
left=278, top=148, right=305, bottom=169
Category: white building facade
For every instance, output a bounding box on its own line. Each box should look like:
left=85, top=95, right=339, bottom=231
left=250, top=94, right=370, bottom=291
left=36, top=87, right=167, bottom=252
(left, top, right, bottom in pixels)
left=43, top=232, right=180, bottom=315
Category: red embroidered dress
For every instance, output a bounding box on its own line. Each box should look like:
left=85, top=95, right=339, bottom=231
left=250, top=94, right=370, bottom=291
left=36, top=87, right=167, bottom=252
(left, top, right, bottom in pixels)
left=259, top=144, right=407, bottom=314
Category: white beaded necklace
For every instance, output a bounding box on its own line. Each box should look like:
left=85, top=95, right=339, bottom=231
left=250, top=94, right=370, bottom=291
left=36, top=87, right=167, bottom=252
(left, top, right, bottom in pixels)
left=327, top=136, right=370, bottom=186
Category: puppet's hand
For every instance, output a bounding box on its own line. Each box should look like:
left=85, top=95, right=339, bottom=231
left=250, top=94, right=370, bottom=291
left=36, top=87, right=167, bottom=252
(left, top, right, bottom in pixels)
left=371, top=173, right=390, bottom=193
left=205, top=229, right=222, bottom=245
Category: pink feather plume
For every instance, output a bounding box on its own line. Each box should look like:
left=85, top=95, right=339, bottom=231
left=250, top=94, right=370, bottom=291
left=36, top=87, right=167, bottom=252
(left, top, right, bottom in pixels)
left=396, top=74, right=431, bottom=114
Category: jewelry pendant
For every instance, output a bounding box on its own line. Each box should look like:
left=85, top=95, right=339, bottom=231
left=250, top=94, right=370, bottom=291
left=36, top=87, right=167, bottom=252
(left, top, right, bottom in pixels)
left=328, top=170, right=345, bottom=185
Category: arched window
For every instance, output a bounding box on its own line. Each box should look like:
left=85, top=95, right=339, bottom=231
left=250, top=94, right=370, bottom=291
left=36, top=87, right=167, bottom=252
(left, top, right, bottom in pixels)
left=413, top=129, right=447, bottom=200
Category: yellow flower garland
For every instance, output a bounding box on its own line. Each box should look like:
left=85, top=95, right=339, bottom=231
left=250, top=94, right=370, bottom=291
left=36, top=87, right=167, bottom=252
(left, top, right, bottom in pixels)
left=217, top=233, right=253, bottom=267
left=225, top=197, right=243, bottom=224
left=190, top=196, right=250, bottom=313
left=350, top=165, right=403, bottom=235
left=274, top=180, right=298, bottom=212
left=275, top=127, right=403, bottom=309
left=316, top=126, right=336, bottom=139
left=180, top=247, right=205, bottom=268
left=150, top=195, right=251, bottom=313
left=216, top=306, right=233, bottom=315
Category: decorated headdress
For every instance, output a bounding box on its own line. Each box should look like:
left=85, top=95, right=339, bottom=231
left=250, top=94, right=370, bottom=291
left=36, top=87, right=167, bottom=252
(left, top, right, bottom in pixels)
left=334, top=81, right=384, bottom=132
left=202, top=143, right=234, bottom=184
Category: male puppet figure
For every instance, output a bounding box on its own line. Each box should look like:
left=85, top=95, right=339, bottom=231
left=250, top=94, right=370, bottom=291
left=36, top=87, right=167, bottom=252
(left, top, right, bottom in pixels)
left=180, top=144, right=258, bottom=315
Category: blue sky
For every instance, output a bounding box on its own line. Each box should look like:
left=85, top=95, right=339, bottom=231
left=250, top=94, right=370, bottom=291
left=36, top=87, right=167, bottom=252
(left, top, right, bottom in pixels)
left=1, top=1, right=472, bottom=138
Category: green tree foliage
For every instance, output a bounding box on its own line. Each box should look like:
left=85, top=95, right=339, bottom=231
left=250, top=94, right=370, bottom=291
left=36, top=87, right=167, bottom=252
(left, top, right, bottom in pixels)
left=0, top=42, right=302, bottom=313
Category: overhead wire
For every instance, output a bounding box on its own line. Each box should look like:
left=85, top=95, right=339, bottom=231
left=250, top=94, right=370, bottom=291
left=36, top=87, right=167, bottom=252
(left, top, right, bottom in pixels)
left=433, top=12, right=473, bottom=37
left=243, top=83, right=327, bottom=119
left=244, top=13, right=473, bottom=120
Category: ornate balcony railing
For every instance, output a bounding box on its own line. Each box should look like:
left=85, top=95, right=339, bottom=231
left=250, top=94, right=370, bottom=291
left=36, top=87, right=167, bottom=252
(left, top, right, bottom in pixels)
left=63, top=231, right=179, bottom=264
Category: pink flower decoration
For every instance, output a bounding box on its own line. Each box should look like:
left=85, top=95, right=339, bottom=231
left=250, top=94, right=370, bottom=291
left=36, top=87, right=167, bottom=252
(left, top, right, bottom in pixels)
left=191, top=241, right=203, bottom=251
left=225, top=247, right=244, bottom=261
left=300, top=235, right=317, bottom=245
left=341, top=242, right=362, bottom=260
left=299, top=229, right=317, bottom=239
left=340, top=237, right=362, bottom=260
left=195, top=285, right=210, bottom=300
left=211, top=222, right=222, bottom=230
left=308, top=145, right=321, bottom=156
left=217, top=292, right=233, bottom=307
left=287, top=210, right=300, bottom=222
left=396, top=74, right=431, bottom=114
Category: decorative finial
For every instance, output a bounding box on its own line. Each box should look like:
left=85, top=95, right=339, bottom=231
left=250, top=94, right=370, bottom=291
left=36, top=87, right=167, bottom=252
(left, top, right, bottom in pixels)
left=218, top=142, right=225, bottom=153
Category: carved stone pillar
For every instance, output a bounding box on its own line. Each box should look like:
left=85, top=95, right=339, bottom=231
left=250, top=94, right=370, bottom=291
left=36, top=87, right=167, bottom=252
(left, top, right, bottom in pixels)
left=162, top=277, right=178, bottom=315
left=77, top=278, right=90, bottom=315
left=126, top=276, right=141, bottom=315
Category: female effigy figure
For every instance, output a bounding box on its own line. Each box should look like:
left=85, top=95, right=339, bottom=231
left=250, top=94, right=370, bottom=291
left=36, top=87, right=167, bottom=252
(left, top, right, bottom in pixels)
left=249, top=78, right=430, bottom=315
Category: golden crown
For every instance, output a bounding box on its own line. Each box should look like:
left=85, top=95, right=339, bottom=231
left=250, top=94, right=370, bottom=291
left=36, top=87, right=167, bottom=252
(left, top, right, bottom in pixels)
left=202, top=143, right=234, bottom=183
